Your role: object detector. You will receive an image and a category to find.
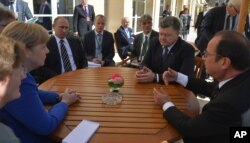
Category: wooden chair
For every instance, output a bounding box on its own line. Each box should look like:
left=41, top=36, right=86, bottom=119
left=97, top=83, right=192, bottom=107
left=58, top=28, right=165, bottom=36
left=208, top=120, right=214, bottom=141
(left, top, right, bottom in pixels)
left=113, top=32, right=132, bottom=66
left=194, top=56, right=204, bottom=79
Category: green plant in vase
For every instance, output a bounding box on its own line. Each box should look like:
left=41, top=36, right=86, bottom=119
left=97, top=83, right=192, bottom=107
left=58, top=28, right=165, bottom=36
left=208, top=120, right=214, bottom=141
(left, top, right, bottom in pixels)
left=108, top=73, right=124, bottom=93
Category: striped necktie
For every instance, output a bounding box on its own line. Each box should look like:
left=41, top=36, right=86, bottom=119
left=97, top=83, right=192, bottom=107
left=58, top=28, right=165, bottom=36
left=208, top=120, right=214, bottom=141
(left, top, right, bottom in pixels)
left=139, top=36, right=148, bottom=61
left=60, top=40, right=72, bottom=72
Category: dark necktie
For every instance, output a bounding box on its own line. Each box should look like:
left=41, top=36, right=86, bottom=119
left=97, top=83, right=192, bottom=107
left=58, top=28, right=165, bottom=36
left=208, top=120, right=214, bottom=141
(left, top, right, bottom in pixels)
left=210, top=86, right=220, bottom=100
left=96, top=34, right=103, bottom=59
left=140, top=36, right=148, bottom=61
left=162, top=47, right=169, bottom=62
left=225, top=15, right=236, bottom=30
left=60, top=40, right=72, bottom=72
left=225, top=15, right=230, bottom=30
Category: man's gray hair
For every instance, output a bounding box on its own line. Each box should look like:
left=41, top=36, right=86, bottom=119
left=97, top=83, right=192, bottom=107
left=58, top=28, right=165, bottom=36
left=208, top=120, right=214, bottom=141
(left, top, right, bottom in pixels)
left=228, top=0, right=242, bottom=7
left=159, top=16, right=181, bottom=33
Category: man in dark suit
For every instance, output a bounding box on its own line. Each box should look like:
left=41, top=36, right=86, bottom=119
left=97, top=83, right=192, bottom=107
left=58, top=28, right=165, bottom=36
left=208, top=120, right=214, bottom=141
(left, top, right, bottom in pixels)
left=162, top=4, right=171, bottom=17
left=73, top=0, right=95, bottom=39
left=195, top=0, right=250, bottom=53
left=31, top=17, right=87, bottom=84
left=154, top=31, right=250, bottom=143
left=135, top=16, right=194, bottom=84
left=194, top=4, right=208, bottom=37
left=37, top=0, right=52, bottom=32
left=131, top=14, right=159, bottom=65
left=115, top=17, right=134, bottom=60
left=83, top=14, right=115, bottom=66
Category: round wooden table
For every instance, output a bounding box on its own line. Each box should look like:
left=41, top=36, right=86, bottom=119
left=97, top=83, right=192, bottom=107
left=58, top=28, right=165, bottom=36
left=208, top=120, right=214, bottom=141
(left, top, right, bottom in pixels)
left=39, top=67, right=200, bottom=143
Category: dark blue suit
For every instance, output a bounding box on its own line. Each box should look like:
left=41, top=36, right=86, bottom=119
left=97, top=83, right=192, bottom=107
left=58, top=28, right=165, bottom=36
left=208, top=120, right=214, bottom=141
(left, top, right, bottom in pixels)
left=195, top=6, right=250, bottom=52
left=165, top=69, right=250, bottom=143
left=83, top=30, right=115, bottom=66
left=37, top=3, right=52, bottom=31
left=31, top=36, right=87, bottom=84
left=142, top=37, right=194, bottom=83
left=116, top=26, right=134, bottom=59
left=73, top=4, right=95, bottom=38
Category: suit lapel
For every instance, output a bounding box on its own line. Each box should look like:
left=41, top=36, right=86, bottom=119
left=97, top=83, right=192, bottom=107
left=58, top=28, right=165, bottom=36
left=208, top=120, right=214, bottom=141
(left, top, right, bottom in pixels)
left=50, top=37, right=61, bottom=64
left=162, top=38, right=179, bottom=69
left=78, top=4, right=87, bottom=16
left=120, top=27, right=130, bottom=41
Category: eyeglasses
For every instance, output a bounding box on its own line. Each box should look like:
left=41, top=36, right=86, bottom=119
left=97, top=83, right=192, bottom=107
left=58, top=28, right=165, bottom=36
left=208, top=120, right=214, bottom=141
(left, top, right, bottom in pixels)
left=202, top=50, right=222, bottom=58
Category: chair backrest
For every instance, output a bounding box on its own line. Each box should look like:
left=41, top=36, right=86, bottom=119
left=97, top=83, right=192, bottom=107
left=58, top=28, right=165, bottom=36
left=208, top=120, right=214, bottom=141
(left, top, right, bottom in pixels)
left=114, top=32, right=119, bottom=51
left=194, top=56, right=204, bottom=79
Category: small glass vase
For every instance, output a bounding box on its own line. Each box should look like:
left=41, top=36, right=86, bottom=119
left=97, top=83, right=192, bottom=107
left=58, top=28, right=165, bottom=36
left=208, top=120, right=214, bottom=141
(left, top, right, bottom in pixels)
left=102, top=77, right=124, bottom=105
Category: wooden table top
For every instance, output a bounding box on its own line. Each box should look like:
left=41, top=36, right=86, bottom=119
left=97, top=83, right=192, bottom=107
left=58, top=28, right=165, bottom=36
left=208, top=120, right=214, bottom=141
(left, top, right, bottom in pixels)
left=39, top=67, right=200, bottom=143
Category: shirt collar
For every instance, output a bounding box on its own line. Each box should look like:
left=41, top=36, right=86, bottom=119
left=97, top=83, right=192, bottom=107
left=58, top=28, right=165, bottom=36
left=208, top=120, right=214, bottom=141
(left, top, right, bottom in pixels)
left=162, top=41, right=177, bottom=52
left=95, top=30, right=103, bottom=36
left=55, top=36, right=66, bottom=44
left=218, top=77, right=233, bottom=88
left=143, top=31, right=152, bottom=38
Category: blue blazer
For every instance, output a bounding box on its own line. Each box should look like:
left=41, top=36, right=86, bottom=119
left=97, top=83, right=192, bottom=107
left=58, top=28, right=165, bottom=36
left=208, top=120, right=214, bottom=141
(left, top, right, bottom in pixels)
left=0, top=73, right=68, bottom=143
left=116, top=26, right=134, bottom=59
left=142, top=37, right=195, bottom=83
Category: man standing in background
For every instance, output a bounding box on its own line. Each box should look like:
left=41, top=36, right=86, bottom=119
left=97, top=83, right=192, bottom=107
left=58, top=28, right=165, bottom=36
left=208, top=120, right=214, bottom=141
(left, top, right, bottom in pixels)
left=3, top=0, right=33, bottom=22
left=194, top=4, right=208, bottom=38
left=37, top=0, right=51, bottom=32
left=73, top=0, right=95, bottom=40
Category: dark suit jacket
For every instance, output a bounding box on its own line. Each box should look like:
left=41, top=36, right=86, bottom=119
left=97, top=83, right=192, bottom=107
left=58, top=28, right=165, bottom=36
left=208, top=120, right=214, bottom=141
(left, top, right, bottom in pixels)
left=83, top=30, right=115, bottom=66
left=164, top=69, right=250, bottom=143
left=31, top=36, right=87, bottom=84
left=38, top=3, right=51, bottom=31
left=194, top=11, right=205, bottom=37
left=116, top=26, right=134, bottom=59
left=73, top=4, right=95, bottom=37
left=195, top=6, right=226, bottom=52
left=132, top=30, right=159, bottom=61
left=195, top=6, right=250, bottom=52
left=142, top=37, right=194, bottom=83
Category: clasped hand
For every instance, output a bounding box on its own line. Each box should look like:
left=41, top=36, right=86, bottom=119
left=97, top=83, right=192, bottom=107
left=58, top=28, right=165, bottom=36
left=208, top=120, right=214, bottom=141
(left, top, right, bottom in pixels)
left=60, top=88, right=80, bottom=105
left=135, top=66, right=155, bottom=83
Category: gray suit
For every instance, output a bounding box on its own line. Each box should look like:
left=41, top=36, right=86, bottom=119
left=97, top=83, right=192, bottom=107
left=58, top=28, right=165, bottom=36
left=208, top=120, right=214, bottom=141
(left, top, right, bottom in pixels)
left=5, top=0, right=33, bottom=21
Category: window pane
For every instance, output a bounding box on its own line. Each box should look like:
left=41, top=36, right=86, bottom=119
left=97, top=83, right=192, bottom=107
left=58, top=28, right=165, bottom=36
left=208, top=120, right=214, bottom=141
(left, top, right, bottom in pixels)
left=57, top=0, right=73, bottom=14
left=33, top=0, right=51, bottom=14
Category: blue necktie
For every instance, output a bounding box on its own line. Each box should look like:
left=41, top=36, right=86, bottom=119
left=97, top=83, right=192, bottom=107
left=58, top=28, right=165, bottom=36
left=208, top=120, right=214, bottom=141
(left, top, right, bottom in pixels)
left=162, top=47, right=169, bottom=62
